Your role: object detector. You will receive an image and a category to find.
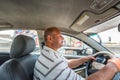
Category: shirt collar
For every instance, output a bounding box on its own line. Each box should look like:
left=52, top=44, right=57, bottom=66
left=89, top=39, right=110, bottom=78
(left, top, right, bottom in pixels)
left=44, top=46, right=58, bottom=53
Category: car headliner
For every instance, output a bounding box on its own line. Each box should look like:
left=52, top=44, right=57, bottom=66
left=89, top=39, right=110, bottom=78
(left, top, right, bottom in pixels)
left=0, top=0, right=119, bottom=34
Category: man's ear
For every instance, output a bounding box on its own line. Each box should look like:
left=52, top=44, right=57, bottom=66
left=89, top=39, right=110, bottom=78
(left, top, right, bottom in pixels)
left=47, top=35, right=53, bottom=43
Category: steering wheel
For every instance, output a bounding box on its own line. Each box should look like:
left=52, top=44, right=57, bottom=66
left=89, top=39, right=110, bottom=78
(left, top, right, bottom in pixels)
left=85, top=51, right=114, bottom=77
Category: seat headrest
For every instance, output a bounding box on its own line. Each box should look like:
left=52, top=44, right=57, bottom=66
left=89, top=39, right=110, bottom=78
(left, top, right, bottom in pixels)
left=10, top=35, right=35, bottom=58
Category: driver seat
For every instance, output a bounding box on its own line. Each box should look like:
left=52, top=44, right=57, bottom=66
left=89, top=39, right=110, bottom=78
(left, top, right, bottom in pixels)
left=0, top=35, right=38, bottom=80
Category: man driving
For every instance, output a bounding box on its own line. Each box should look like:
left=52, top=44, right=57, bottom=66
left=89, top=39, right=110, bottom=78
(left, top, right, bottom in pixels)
left=33, top=27, right=120, bottom=80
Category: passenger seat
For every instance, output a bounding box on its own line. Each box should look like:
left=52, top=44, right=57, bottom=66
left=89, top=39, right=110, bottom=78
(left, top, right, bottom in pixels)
left=0, top=35, right=38, bottom=80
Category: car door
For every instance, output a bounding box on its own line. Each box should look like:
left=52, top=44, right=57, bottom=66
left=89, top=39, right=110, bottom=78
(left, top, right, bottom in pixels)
left=0, top=31, right=12, bottom=65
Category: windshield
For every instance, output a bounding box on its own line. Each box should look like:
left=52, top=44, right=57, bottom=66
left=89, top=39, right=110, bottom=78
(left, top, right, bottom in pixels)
left=90, top=27, right=120, bottom=54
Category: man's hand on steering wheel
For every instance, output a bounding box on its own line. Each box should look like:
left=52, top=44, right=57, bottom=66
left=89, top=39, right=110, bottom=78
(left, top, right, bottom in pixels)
left=82, top=56, right=95, bottom=62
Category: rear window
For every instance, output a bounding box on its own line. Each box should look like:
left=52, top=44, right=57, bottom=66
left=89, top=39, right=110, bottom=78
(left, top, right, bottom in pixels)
left=0, top=30, right=40, bottom=53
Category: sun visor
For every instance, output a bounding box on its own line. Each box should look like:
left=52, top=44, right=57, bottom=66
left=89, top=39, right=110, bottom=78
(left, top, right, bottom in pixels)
left=70, top=8, right=118, bottom=32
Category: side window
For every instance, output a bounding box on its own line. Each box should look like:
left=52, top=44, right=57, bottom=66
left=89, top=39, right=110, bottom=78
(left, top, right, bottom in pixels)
left=0, top=30, right=40, bottom=53
left=59, top=35, right=93, bottom=56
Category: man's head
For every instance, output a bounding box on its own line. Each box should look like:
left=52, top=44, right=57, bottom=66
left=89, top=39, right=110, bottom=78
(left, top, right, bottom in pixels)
left=44, top=27, right=64, bottom=51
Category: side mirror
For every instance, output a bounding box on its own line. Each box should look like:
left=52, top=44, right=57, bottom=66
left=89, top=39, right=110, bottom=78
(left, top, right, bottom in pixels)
left=118, top=23, right=120, bottom=32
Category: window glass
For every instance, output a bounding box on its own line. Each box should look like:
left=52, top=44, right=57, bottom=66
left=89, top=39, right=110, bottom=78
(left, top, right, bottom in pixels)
left=0, top=30, right=40, bottom=53
left=59, top=35, right=93, bottom=56
left=91, top=27, right=120, bottom=54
